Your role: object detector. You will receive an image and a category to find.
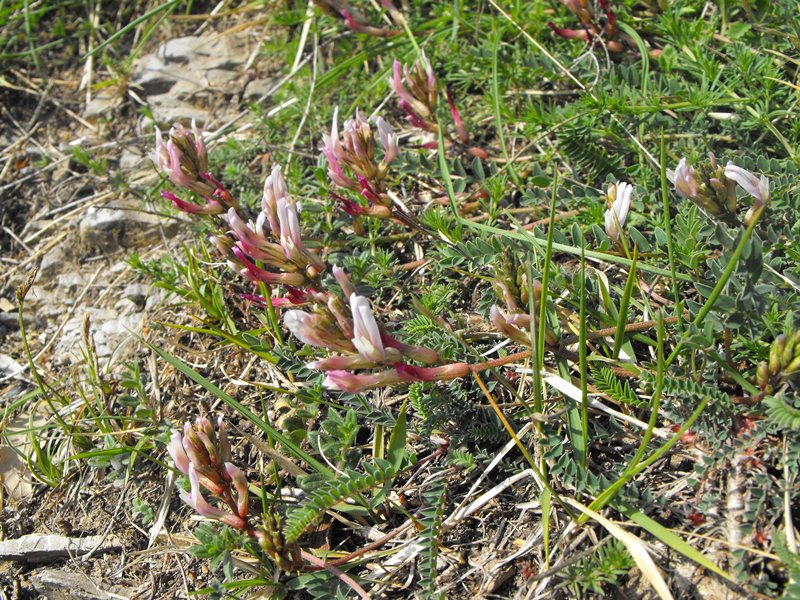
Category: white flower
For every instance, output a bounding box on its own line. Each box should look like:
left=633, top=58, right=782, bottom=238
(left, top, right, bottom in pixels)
left=667, top=158, right=699, bottom=200
left=349, top=294, right=386, bottom=363
left=374, top=116, right=399, bottom=165
left=724, top=163, right=769, bottom=205
left=604, top=181, right=633, bottom=242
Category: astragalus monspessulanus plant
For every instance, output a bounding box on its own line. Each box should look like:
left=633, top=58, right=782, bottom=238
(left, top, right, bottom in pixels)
left=143, top=14, right=796, bottom=590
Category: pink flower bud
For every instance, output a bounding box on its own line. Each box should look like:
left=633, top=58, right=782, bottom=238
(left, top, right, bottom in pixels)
left=322, top=369, right=404, bottom=392
left=445, top=87, right=469, bottom=144
left=161, top=191, right=223, bottom=215
left=224, top=463, right=249, bottom=519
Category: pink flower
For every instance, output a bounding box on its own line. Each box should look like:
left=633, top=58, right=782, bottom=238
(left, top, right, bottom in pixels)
left=277, top=197, right=303, bottom=260
left=391, top=60, right=430, bottom=119
left=180, top=465, right=246, bottom=529
left=224, top=463, right=249, bottom=519
left=380, top=331, right=440, bottom=364
left=490, top=305, right=532, bottom=346
left=283, top=310, right=355, bottom=353
left=667, top=158, right=700, bottom=200
left=261, top=164, right=288, bottom=235
left=167, top=430, right=190, bottom=475
left=153, top=120, right=216, bottom=198
left=725, top=163, right=769, bottom=226
left=230, top=246, right=307, bottom=286
left=323, top=109, right=359, bottom=191
left=333, top=265, right=356, bottom=297
left=322, top=362, right=470, bottom=392
left=306, top=354, right=376, bottom=371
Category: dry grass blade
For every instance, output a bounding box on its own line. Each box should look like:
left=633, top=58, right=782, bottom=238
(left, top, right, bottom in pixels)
left=565, top=498, right=674, bottom=600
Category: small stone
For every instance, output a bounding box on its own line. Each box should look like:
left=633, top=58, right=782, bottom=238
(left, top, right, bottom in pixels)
left=123, top=283, right=149, bottom=308
left=114, top=298, right=138, bottom=316
left=131, top=32, right=251, bottom=128
left=0, top=311, right=18, bottom=331
left=0, top=354, right=24, bottom=377
left=79, top=200, right=180, bottom=254
left=57, top=272, right=86, bottom=293
left=79, top=206, right=126, bottom=253
left=206, top=68, right=240, bottom=88
left=144, top=287, right=167, bottom=312
left=159, top=36, right=203, bottom=63
left=31, top=568, right=134, bottom=600
left=244, top=78, right=276, bottom=101
left=0, top=533, right=119, bottom=563
left=83, top=92, right=122, bottom=119
left=119, top=149, right=145, bottom=171
left=39, top=245, right=70, bottom=280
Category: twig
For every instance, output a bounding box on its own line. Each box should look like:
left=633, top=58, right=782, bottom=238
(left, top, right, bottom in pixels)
left=301, top=550, right=371, bottom=600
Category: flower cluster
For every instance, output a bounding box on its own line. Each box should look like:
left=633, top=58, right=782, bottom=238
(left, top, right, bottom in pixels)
left=313, top=0, right=401, bottom=38
left=489, top=261, right=559, bottom=348
left=154, top=122, right=324, bottom=295
left=284, top=267, right=468, bottom=392
left=391, top=53, right=439, bottom=134
left=668, top=155, right=769, bottom=226
left=168, top=416, right=250, bottom=531
left=548, top=0, right=623, bottom=52
left=216, top=165, right=325, bottom=287
left=153, top=120, right=237, bottom=215
left=390, top=54, right=483, bottom=156
left=322, top=109, right=399, bottom=218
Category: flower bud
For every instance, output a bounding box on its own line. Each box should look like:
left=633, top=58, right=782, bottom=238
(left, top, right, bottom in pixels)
left=769, top=335, right=785, bottom=374
left=757, top=361, right=770, bottom=389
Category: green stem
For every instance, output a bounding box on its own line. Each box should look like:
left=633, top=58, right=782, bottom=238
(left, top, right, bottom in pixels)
left=666, top=218, right=759, bottom=367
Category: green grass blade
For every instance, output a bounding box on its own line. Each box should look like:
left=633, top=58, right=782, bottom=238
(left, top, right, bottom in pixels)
left=659, top=133, right=683, bottom=326
left=491, top=29, right=520, bottom=187
left=612, top=246, right=638, bottom=360
left=84, top=0, right=179, bottom=59
left=147, top=342, right=332, bottom=476
left=578, top=235, right=589, bottom=472
left=616, top=502, right=734, bottom=581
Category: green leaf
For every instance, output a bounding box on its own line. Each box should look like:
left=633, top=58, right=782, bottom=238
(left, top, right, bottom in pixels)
left=616, top=502, right=734, bottom=581
left=387, top=402, right=408, bottom=472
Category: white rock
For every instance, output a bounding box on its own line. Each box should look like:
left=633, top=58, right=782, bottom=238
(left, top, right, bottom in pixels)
left=0, top=533, right=119, bottom=563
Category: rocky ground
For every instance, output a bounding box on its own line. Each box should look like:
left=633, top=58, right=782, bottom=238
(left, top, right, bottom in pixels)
left=0, top=14, right=288, bottom=598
